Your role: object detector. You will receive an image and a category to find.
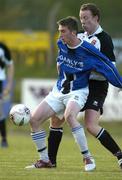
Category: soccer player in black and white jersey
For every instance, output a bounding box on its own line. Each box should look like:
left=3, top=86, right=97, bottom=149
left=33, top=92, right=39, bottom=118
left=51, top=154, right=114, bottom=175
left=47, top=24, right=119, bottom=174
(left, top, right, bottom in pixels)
left=48, top=3, right=122, bottom=169
left=0, top=42, right=14, bottom=147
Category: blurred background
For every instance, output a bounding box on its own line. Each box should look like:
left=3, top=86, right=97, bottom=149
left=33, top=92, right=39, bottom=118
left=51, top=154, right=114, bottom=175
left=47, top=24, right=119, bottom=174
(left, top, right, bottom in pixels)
left=0, top=0, right=122, bottom=121
left=0, top=2, right=122, bottom=179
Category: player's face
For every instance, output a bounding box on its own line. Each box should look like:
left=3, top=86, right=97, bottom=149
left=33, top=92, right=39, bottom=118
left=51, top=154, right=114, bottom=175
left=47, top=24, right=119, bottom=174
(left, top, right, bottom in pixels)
left=58, top=25, right=73, bottom=45
left=79, top=10, right=99, bottom=35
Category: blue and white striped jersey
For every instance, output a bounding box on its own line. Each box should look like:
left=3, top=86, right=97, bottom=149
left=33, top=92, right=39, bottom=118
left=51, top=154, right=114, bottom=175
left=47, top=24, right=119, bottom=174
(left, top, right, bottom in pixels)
left=56, top=39, right=122, bottom=94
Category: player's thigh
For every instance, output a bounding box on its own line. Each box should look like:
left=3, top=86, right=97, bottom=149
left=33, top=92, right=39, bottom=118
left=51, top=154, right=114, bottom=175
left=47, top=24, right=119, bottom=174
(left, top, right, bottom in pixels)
left=32, top=100, right=55, bottom=122
left=84, top=109, right=100, bottom=126
left=64, top=87, right=88, bottom=118
left=45, top=91, right=65, bottom=115
left=65, top=100, right=81, bottom=119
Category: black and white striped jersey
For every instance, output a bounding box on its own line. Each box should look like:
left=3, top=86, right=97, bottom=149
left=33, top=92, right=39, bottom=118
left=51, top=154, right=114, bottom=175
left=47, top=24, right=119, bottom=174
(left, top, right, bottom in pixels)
left=77, top=26, right=115, bottom=81
left=0, top=42, right=13, bottom=80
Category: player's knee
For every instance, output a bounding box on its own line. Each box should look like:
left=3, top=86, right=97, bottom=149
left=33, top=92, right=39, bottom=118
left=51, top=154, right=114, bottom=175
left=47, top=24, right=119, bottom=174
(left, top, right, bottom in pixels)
left=29, top=114, right=40, bottom=129
left=85, top=122, right=95, bottom=134
left=64, top=112, right=74, bottom=124
left=30, top=116, right=35, bottom=126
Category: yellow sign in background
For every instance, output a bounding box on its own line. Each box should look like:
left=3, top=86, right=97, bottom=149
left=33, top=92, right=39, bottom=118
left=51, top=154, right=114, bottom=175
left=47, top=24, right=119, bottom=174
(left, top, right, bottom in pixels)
left=0, top=31, right=50, bottom=66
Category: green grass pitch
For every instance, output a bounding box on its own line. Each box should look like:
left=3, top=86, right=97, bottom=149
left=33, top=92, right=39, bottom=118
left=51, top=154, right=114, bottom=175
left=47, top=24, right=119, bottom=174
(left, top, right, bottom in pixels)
left=0, top=121, right=122, bottom=180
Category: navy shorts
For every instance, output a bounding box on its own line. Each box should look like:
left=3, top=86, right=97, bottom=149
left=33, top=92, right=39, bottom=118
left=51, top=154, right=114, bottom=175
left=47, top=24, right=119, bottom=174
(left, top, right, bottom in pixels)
left=81, top=80, right=108, bottom=114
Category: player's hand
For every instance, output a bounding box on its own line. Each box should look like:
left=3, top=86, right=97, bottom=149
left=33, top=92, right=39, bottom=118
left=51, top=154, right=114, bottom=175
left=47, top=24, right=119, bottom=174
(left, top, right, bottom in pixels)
left=3, top=87, right=10, bottom=97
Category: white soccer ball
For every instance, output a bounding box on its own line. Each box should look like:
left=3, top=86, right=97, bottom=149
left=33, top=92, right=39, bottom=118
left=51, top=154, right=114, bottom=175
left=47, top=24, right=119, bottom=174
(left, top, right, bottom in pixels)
left=9, top=104, right=31, bottom=126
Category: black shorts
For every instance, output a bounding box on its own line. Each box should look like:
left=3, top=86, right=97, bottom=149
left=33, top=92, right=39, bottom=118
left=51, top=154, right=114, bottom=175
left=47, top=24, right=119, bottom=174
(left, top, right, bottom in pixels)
left=81, top=80, right=108, bottom=114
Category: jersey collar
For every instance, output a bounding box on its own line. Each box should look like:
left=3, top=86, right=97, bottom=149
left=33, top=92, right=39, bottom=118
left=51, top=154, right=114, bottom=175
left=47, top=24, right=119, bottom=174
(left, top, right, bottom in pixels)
left=85, top=25, right=103, bottom=38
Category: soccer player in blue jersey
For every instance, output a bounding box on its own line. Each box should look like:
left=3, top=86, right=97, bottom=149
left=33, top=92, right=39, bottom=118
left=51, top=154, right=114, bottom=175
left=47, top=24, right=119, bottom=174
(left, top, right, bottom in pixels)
left=48, top=3, right=122, bottom=170
left=26, top=16, right=122, bottom=169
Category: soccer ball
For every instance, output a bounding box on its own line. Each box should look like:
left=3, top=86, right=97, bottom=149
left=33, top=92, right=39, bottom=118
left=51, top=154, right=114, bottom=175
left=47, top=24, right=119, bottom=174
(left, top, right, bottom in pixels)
left=9, top=104, right=31, bottom=126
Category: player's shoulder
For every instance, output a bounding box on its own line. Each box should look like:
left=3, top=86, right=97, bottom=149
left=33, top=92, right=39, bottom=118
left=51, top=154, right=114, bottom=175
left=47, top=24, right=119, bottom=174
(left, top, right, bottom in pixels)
left=0, top=42, right=9, bottom=51
left=95, top=30, right=115, bottom=60
left=0, top=42, right=11, bottom=59
left=95, top=31, right=113, bottom=42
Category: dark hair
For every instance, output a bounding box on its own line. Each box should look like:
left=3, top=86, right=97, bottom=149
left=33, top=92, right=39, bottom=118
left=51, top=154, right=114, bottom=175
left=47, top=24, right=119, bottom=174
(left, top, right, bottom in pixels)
left=57, top=16, right=79, bottom=34
left=80, top=3, right=100, bottom=21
